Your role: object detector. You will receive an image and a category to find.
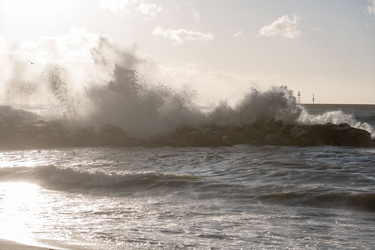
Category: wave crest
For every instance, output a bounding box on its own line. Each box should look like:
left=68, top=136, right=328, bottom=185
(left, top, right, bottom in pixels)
left=0, top=165, right=201, bottom=191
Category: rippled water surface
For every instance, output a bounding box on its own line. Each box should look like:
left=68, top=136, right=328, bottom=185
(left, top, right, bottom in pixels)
left=1, top=145, right=374, bottom=249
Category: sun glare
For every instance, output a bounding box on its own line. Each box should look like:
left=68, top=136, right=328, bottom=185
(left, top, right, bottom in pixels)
left=1, top=0, right=73, bottom=33
left=0, top=182, right=44, bottom=245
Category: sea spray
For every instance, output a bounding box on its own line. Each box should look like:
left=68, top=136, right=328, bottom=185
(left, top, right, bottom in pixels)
left=0, top=38, right=374, bottom=143
left=235, top=85, right=302, bottom=124
left=297, top=109, right=375, bottom=137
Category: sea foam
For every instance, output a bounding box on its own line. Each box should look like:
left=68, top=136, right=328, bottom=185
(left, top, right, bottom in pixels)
left=1, top=37, right=374, bottom=139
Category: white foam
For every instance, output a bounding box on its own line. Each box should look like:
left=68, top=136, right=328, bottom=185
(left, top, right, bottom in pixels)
left=1, top=37, right=373, bottom=138
left=298, top=109, right=375, bottom=137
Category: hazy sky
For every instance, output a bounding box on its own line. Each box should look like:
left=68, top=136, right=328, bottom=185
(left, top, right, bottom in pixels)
left=1, top=0, right=375, bottom=104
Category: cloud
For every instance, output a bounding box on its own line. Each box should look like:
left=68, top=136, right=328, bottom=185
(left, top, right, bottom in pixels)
left=258, top=14, right=301, bottom=39
left=99, top=0, right=162, bottom=19
left=152, top=26, right=214, bottom=45
left=9, top=27, right=100, bottom=65
left=368, top=0, right=375, bottom=14
left=234, top=30, right=244, bottom=38
left=135, top=2, right=162, bottom=19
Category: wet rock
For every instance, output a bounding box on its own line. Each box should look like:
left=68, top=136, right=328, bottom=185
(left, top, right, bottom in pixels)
left=175, top=133, right=195, bottom=147
left=227, top=131, right=249, bottom=144
left=305, top=123, right=374, bottom=147
left=263, top=119, right=283, bottom=134
left=279, top=136, right=292, bottom=145
left=290, top=126, right=309, bottom=139
left=293, top=134, right=312, bottom=147
left=98, top=124, right=128, bottom=146
left=221, top=135, right=234, bottom=146
left=335, top=127, right=374, bottom=147
left=247, top=127, right=264, bottom=144
left=74, top=126, right=97, bottom=146
left=279, top=124, right=293, bottom=137
left=265, top=133, right=280, bottom=145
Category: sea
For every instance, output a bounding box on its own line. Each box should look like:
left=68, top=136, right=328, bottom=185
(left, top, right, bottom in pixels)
left=0, top=103, right=374, bottom=250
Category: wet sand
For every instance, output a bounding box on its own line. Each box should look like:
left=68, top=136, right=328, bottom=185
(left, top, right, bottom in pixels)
left=0, top=239, right=55, bottom=250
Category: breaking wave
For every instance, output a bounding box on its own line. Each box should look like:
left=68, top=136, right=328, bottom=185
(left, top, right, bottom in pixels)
left=258, top=190, right=375, bottom=212
left=0, top=37, right=373, bottom=138
left=298, top=110, right=375, bottom=137
left=1, top=164, right=374, bottom=212
left=0, top=165, right=202, bottom=192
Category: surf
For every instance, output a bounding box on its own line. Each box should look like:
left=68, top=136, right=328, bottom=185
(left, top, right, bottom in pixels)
left=0, top=37, right=374, bottom=149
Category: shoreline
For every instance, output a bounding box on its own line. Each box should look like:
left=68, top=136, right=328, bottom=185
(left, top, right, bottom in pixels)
left=0, top=239, right=56, bottom=250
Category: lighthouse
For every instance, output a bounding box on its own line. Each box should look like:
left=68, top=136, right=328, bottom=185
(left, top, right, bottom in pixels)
left=297, top=91, right=301, bottom=104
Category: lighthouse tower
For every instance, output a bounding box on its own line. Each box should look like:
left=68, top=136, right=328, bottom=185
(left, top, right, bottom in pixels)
left=297, top=91, right=301, bottom=104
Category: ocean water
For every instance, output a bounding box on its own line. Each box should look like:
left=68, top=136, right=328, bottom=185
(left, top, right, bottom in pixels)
left=0, top=106, right=375, bottom=249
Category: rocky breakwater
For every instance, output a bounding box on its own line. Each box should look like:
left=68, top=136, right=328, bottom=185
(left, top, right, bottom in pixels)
left=164, top=120, right=374, bottom=148
left=1, top=118, right=373, bottom=149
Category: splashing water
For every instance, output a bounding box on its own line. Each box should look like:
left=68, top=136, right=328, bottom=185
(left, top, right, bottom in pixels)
left=298, top=109, right=375, bottom=137
left=0, top=37, right=373, bottom=138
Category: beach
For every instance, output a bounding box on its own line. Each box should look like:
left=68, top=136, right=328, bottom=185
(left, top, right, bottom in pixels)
left=0, top=239, right=55, bottom=250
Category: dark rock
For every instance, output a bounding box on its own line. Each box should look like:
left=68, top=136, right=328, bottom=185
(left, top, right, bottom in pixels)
left=335, top=127, right=374, bottom=147
left=175, top=133, right=195, bottom=147
left=247, top=127, right=264, bottom=144
left=98, top=124, right=128, bottom=146
left=230, top=131, right=250, bottom=144
left=265, top=133, right=280, bottom=145
left=279, top=136, right=292, bottom=145
left=293, top=135, right=312, bottom=147
left=290, top=126, right=309, bottom=140
left=221, top=135, right=234, bottom=146
left=263, top=120, right=283, bottom=134
left=305, top=123, right=374, bottom=147
left=279, top=124, right=293, bottom=137
left=74, top=126, right=97, bottom=146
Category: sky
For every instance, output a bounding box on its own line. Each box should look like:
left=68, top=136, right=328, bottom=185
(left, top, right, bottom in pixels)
left=0, top=0, right=375, bottom=105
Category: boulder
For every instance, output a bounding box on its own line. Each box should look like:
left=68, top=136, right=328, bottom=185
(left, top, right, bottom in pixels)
left=229, top=131, right=250, bottom=144
left=279, top=136, right=292, bottom=145
left=335, top=127, right=374, bottom=147
left=221, top=135, right=234, bottom=146
left=98, top=124, right=128, bottom=146
left=290, top=126, right=309, bottom=139
left=263, top=119, right=284, bottom=134
left=74, top=126, right=97, bottom=146
left=265, top=133, right=280, bottom=145
left=247, top=127, right=264, bottom=145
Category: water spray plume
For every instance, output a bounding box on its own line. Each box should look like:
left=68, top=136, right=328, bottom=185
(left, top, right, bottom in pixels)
left=0, top=37, right=373, bottom=140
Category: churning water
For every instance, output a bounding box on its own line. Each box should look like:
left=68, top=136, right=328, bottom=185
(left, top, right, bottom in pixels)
left=0, top=142, right=375, bottom=249
left=1, top=37, right=375, bottom=249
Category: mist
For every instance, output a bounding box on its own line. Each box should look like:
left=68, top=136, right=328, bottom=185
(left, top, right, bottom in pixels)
left=1, top=34, right=373, bottom=138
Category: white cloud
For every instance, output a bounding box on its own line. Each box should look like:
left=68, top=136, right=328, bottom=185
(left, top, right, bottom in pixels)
left=136, top=2, right=162, bottom=19
left=234, top=30, right=244, bottom=38
left=99, top=0, right=162, bottom=19
left=99, top=0, right=125, bottom=12
left=152, top=26, right=214, bottom=45
left=258, top=14, right=301, bottom=39
left=368, top=0, right=375, bottom=14
left=18, top=27, right=100, bottom=64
